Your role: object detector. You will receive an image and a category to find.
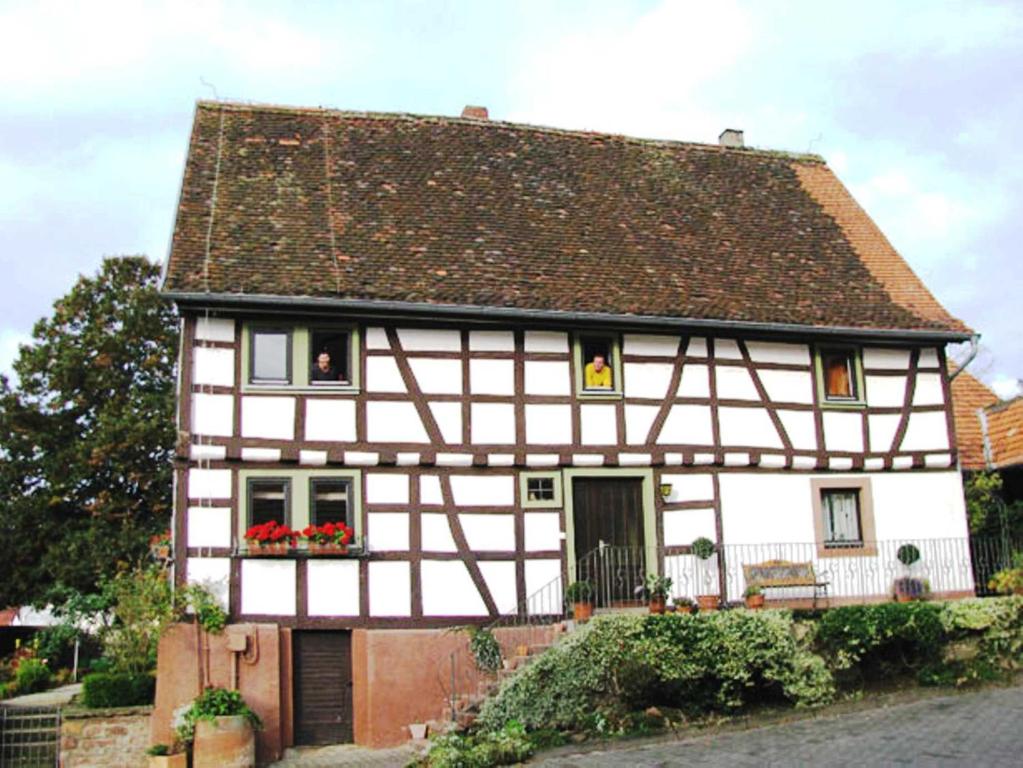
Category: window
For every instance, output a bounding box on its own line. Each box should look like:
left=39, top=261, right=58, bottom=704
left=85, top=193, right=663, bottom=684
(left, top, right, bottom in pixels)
left=248, top=478, right=291, bottom=527
left=520, top=471, right=563, bottom=508
left=310, top=478, right=351, bottom=526
left=815, top=346, right=864, bottom=405
left=250, top=329, right=292, bottom=384
left=811, top=478, right=876, bottom=557
left=573, top=334, right=622, bottom=397
left=309, top=329, right=351, bottom=386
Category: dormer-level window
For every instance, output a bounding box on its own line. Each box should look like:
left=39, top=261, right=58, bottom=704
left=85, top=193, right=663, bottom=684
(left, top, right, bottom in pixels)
left=309, top=329, right=351, bottom=386
left=816, top=346, right=864, bottom=406
left=574, top=334, right=622, bottom=397
left=244, top=323, right=360, bottom=390
left=251, top=328, right=292, bottom=384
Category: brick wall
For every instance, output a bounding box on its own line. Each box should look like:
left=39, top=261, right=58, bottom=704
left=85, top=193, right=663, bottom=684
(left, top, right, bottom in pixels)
left=61, top=707, right=152, bottom=768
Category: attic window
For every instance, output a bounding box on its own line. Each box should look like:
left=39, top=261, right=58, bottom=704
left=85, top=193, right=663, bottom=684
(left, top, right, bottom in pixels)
left=581, top=337, right=614, bottom=391
left=816, top=346, right=864, bottom=405
left=310, top=329, right=351, bottom=385
left=250, top=329, right=292, bottom=384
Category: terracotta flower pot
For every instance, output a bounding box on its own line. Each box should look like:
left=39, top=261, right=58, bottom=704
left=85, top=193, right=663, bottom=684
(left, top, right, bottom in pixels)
left=745, top=594, right=765, bottom=610
left=193, top=715, right=255, bottom=768
left=249, top=541, right=291, bottom=555
left=573, top=601, right=594, bottom=623
left=149, top=755, right=187, bottom=768
left=675, top=604, right=693, bottom=614
left=309, top=541, right=349, bottom=555
left=697, top=595, right=718, bottom=611
left=649, top=597, right=667, bottom=614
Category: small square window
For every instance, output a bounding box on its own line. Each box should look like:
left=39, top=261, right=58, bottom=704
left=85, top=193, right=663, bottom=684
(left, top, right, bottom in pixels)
left=250, top=329, right=291, bottom=384
left=527, top=477, right=556, bottom=502
left=310, top=478, right=351, bottom=526
left=248, top=478, right=291, bottom=527
left=309, top=330, right=351, bottom=386
left=521, top=472, right=562, bottom=508
left=821, top=489, right=862, bottom=548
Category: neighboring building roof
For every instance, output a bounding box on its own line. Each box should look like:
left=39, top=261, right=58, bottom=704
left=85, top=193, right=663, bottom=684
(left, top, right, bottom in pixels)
left=163, top=101, right=970, bottom=338
left=951, top=368, right=1023, bottom=471
left=986, top=397, right=1023, bottom=469
left=0, top=608, right=17, bottom=627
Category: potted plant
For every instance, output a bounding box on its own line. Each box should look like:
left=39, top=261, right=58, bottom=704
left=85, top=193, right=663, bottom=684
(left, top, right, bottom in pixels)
left=146, top=743, right=186, bottom=768
left=744, top=584, right=765, bottom=609
left=672, top=596, right=695, bottom=614
left=636, top=573, right=672, bottom=614
left=892, top=577, right=930, bottom=602
left=565, top=580, right=594, bottom=623
left=243, top=520, right=298, bottom=554
left=302, top=521, right=355, bottom=554
left=175, top=687, right=262, bottom=768
left=988, top=553, right=1023, bottom=595
left=691, top=537, right=718, bottom=610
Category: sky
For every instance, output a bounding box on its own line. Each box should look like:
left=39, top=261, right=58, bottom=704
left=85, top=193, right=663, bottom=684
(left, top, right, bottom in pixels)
left=1, top=0, right=1020, bottom=395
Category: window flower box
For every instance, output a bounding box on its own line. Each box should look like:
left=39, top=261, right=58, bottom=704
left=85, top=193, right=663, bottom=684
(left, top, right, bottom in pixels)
left=244, top=520, right=299, bottom=555
left=302, top=521, right=355, bottom=555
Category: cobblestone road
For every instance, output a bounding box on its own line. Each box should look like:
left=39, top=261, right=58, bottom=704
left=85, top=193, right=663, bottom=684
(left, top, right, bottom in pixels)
left=537, top=685, right=1023, bottom=767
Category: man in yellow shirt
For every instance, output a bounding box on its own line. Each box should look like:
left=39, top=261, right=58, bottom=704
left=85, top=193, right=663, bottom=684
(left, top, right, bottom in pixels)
left=584, top=353, right=612, bottom=389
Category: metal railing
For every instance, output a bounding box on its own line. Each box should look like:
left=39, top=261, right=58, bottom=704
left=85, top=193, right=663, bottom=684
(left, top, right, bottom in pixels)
left=0, top=706, right=61, bottom=768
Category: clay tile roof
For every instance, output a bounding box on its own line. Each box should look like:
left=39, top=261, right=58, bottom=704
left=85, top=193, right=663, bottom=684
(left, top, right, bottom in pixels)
left=0, top=608, right=18, bottom=627
left=986, top=397, right=1023, bottom=469
left=950, top=369, right=1000, bottom=470
left=163, top=101, right=970, bottom=336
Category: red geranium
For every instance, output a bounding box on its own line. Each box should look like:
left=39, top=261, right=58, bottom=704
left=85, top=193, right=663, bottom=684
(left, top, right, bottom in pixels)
left=302, top=521, right=354, bottom=546
left=245, top=520, right=298, bottom=547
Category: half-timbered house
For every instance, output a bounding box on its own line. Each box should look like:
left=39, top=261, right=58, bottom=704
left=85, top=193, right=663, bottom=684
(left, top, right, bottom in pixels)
left=154, top=102, right=975, bottom=754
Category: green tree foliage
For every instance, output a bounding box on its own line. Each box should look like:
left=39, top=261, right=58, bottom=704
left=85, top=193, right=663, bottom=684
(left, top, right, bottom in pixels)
left=965, top=470, right=1023, bottom=539
left=0, top=256, right=177, bottom=606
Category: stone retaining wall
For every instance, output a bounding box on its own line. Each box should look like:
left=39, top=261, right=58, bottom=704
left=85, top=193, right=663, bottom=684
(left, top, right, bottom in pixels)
left=60, top=706, right=152, bottom=768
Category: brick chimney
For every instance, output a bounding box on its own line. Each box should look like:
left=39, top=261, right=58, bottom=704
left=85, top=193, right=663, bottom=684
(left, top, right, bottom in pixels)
left=718, top=128, right=744, bottom=148
left=461, top=105, right=489, bottom=120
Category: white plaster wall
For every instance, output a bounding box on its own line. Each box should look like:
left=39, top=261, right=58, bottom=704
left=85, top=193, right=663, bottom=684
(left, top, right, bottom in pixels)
left=365, top=326, right=389, bottom=349
left=720, top=473, right=814, bottom=544
left=525, top=361, right=571, bottom=396
left=470, top=330, right=514, bottom=351
left=686, top=337, right=708, bottom=357
left=625, top=404, right=659, bottom=444
left=823, top=411, right=864, bottom=452
left=367, top=513, right=410, bottom=551
left=718, top=407, right=783, bottom=449
left=623, top=334, right=679, bottom=357
left=677, top=364, right=710, bottom=397
left=460, top=514, right=515, bottom=551
left=777, top=410, right=818, bottom=451
left=195, top=317, right=235, bottom=343
left=305, top=399, right=356, bottom=442
left=714, top=339, right=742, bottom=359
left=470, top=359, right=515, bottom=395
left=919, top=348, right=939, bottom=368
left=241, top=397, right=294, bottom=440
left=368, top=561, right=411, bottom=617
left=421, top=561, right=488, bottom=616
left=366, top=356, right=407, bottom=393
left=715, top=366, right=759, bottom=400
left=912, top=373, right=945, bottom=406
left=623, top=363, right=674, bottom=399
left=524, top=331, right=568, bottom=353
left=191, top=444, right=227, bottom=461
left=524, top=512, right=561, bottom=551
left=241, top=560, right=296, bottom=615
left=193, top=347, right=235, bottom=387
left=366, top=473, right=410, bottom=504
left=658, top=404, right=714, bottom=445
left=479, top=561, right=518, bottom=614
left=525, top=559, right=562, bottom=614
left=451, top=475, right=514, bottom=506
left=421, top=513, right=457, bottom=551
left=366, top=401, right=429, bottom=443
left=869, top=413, right=901, bottom=453
left=758, top=370, right=814, bottom=405
left=192, top=393, right=234, bottom=437
left=187, top=506, right=232, bottom=548
left=900, top=412, right=949, bottom=452
left=663, top=508, right=717, bottom=546
left=525, top=404, right=572, bottom=444
left=409, top=358, right=462, bottom=395
left=863, top=348, right=910, bottom=369
left=307, top=560, right=360, bottom=616
left=429, top=401, right=463, bottom=444
left=188, top=469, right=232, bottom=499
left=397, top=328, right=461, bottom=352
left=746, top=341, right=810, bottom=366
left=471, top=403, right=515, bottom=444
left=420, top=475, right=443, bottom=505
left=660, top=474, right=714, bottom=502
left=866, top=376, right=907, bottom=407
left=186, top=557, right=231, bottom=609
left=871, top=471, right=968, bottom=541
left=580, top=404, right=617, bottom=445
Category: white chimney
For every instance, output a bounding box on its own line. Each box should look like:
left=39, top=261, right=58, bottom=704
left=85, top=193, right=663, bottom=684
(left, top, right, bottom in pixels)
left=718, top=129, right=744, bottom=148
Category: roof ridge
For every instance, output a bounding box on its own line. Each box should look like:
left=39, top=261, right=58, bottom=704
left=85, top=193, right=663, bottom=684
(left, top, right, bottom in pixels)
left=193, top=99, right=827, bottom=164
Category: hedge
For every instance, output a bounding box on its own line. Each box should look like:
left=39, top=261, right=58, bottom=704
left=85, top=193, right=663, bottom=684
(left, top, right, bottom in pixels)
left=81, top=672, right=156, bottom=708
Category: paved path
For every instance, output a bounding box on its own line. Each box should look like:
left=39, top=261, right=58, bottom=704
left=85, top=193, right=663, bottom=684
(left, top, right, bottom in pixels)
left=537, top=685, right=1023, bottom=767
left=271, top=743, right=418, bottom=767
left=0, top=682, right=81, bottom=707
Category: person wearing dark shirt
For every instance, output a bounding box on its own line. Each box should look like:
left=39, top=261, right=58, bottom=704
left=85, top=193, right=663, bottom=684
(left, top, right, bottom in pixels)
left=310, top=351, right=345, bottom=383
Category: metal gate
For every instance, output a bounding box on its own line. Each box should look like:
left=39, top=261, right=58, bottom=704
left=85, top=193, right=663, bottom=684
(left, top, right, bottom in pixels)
left=0, top=706, right=61, bottom=767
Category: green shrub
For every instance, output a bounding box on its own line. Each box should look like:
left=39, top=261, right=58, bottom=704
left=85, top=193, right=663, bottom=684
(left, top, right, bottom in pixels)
left=14, top=658, right=51, bottom=694
left=417, top=720, right=534, bottom=767
left=927, top=596, right=1023, bottom=685
left=468, top=628, right=502, bottom=673
left=175, top=686, right=262, bottom=745
left=81, top=672, right=155, bottom=708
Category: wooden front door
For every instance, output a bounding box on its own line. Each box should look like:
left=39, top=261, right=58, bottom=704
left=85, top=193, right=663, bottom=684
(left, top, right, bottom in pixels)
left=572, top=477, right=645, bottom=607
left=293, top=630, right=353, bottom=745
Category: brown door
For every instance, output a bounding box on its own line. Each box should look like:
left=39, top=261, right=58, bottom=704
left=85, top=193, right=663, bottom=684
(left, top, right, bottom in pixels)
left=572, top=477, right=645, bottom=607
left=293, top=630, right=353, bottom=745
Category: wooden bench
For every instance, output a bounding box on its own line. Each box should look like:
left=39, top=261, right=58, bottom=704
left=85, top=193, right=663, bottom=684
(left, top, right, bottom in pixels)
left=742, top=560, right=830, bottom=607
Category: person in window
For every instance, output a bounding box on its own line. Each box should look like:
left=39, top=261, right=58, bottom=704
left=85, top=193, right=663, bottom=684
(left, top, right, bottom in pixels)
left=584, top=353, right=612, bottom=389
left=310, top=351, right=345, bottom=383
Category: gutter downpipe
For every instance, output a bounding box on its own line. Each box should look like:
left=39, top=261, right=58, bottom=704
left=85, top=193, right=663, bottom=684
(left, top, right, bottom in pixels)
left=949, top=334, right=981, bottom=381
